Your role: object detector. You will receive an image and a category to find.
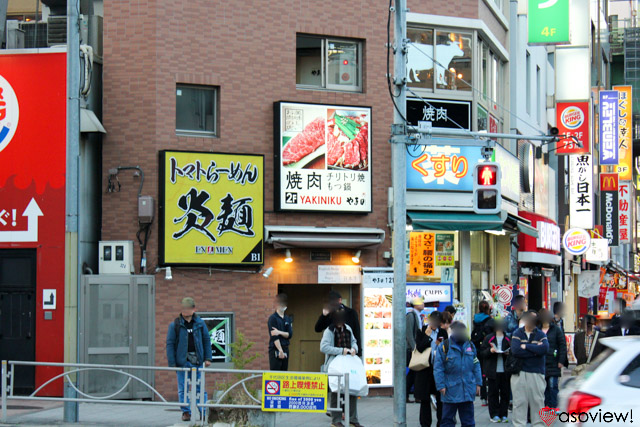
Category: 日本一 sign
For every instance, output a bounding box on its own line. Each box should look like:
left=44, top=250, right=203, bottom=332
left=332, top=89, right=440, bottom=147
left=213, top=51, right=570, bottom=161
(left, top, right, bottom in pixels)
left=599, top=91, right=619, bottom=165
left=569, top=154, right=594, bottom=229
left=262, top=372, right=328, bottom=413
left=600, top=173, right=619, bottom=247
left=556, top=102, right=589, bottom=154
left=274, top=102, right=372, bottom=213
left=528, top=0, right=570, bottom=44
left=406, top=145, right=484, bottom=192
left=613, top=86, right=633, bottom=180
left=618, top=180, right=632, bottom=244
left=159, top=151, right=264, bottom=265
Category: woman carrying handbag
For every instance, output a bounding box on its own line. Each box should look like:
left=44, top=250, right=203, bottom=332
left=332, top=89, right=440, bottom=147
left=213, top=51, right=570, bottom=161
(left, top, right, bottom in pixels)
left=414, top=311, right=448, bottom=427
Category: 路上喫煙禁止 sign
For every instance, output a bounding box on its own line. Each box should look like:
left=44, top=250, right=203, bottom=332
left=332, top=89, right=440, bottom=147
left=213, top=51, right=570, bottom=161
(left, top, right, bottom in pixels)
left=262, top=372, right=328, bottom=413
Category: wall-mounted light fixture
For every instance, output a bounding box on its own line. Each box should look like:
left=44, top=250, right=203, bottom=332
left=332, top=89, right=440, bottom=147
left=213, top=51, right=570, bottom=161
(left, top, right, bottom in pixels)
left=284, top=249, right=293, bottom=263
left=352, top=250, right=361, bottom=264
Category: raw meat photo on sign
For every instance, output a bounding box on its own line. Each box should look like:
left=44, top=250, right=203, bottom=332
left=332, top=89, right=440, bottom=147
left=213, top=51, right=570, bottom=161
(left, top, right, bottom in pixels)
left=275, top=102, right=372, bottom=213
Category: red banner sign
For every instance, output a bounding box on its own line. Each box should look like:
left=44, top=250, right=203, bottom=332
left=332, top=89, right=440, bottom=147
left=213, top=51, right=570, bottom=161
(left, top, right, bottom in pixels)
left=556, top=101, right=590, bottom=154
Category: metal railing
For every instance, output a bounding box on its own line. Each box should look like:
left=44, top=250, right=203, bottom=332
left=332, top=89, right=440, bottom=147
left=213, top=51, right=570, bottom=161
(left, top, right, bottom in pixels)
left=1, top=360, right=350, bottom=426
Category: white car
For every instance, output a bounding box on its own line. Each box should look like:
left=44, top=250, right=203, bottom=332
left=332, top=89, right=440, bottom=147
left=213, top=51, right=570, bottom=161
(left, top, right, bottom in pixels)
left=557, top=336, right=640, bottom=426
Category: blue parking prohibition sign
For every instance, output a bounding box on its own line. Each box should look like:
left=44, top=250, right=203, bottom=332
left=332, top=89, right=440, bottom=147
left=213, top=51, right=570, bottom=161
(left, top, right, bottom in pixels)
left=265, top=381, right=280, bottom=395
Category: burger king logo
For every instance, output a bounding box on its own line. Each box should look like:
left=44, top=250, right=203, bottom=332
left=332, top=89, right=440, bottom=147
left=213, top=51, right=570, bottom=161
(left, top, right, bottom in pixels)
left=0, top=74, right=19, bottom=154
left=562, top=228, right=591, bottom=255
left=561, top=106, right=584, bottom=130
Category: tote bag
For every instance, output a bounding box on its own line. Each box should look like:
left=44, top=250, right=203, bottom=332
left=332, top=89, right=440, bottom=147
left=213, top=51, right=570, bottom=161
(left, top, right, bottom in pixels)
left=327, top=355, right=369, bottom=397
left=409, top=347, right=431, bottom=371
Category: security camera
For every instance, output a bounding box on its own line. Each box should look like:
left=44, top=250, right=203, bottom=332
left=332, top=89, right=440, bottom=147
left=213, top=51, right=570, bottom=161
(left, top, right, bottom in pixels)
left=262, top=267, right=274, bottom=278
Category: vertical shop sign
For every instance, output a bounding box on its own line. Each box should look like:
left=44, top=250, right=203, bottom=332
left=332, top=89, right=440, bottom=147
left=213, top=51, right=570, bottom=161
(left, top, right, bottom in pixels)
left=409, top=232, right=436, bottom=277
left=0, top=52, right=67, bottom=396
left=613, top=86, right=633, bottom=180
left=555, top=102, right=590, bottom=154
left=599, top=91, right=619, bottom=165
left=618, top=181, right=632, bottom=244
left=569, top=154, right=594, bottom=229
left=435, top=233, right=454, bottom=266
left=600, top=173, right=619, bottom=247
left=528, top=0, right=570, bottom=44
left=362, top=269, right=393, bottom=387
left=274, top=102, right=372, bottom=212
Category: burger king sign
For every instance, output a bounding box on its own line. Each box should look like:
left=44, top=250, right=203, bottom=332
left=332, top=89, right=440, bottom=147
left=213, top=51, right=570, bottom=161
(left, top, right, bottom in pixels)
left=562, top=228, right=591, bottom=256
left=556, top=101, right=589, bottom=155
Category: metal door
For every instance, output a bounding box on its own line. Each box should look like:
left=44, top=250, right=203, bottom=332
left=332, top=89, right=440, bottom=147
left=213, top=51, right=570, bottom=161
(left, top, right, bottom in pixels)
left=0, top=249, right=37, bottom=394
left=80, top=275, right=154, bottom=399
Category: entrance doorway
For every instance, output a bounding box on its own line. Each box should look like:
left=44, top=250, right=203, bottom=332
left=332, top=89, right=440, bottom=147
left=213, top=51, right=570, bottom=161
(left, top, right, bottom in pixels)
left=279, top=284, right=357, bottom=372
left=528, top=275, right=544, bottom=311
left=0, top=249, right=37, bottom=394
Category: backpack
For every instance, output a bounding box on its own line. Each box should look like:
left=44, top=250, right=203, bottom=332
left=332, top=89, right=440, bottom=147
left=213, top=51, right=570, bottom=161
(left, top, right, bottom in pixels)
left=471, top=318, right=489, bottom=347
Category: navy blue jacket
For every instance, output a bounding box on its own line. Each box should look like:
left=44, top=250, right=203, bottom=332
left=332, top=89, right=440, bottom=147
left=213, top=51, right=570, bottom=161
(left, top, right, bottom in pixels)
left=433, top=339, right=483, bottom=404
left=166, top=314, right=213, bottom=367
left=511, top=327, right=549, bottom=375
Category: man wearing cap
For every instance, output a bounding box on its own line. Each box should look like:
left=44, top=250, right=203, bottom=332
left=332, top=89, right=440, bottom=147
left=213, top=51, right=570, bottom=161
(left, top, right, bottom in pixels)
left=166, top=297, right=212, bottom=422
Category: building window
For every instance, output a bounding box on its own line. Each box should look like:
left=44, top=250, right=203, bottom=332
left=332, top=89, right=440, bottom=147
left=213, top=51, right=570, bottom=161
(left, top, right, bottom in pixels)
left=536, top=66, right=541, bottom=123
left=176, top=84, right=218, bottom=136
left=407, top=28, right=472, bottom=92
left=296, top=34, right=362, bottom=92
left=200, top=312, right=234, bottom=364
left=526, top=51, right=531, bottom=115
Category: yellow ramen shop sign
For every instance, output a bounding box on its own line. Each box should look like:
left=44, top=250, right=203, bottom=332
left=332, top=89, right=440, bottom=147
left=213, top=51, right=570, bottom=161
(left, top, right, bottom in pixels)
left=159, top=150, right=264, bottom=265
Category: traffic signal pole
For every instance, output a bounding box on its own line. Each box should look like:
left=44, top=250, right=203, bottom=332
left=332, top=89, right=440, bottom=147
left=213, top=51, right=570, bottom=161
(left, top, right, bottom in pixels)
left=390, top=1, right=408, bottom=425
left=389, top=3, right=557, bottom=425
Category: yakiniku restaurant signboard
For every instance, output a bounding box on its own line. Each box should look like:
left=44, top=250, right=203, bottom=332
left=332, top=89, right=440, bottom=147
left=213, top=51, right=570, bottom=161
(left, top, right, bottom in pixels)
left=274, top=102, right=372, bottom=213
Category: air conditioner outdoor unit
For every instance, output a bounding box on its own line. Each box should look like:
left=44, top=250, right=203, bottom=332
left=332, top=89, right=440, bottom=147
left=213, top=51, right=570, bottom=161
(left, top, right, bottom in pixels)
left=99, top=241, right=135, bottom=274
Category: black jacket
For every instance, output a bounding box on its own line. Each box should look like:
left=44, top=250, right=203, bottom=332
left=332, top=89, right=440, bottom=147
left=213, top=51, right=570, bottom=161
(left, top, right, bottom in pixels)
left=542, top=323, right=567, bottom=377
left=414, top=325, right=448, bottom=399
left=314, top=304, right=362, bottom=356
left=480, top=333, right=511, bottom=380
left=605, top=324, right=640, bottom=337
left=574, top=329, right=604, bottom=365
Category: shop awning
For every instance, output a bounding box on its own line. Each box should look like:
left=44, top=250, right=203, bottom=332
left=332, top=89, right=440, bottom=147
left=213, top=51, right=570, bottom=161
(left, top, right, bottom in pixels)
left=408, top=211, right=505, bottom=231
left=516, top=222, right=539, bottom=238
left=264, top=226, right=385, bottom=249
left=80, top=108, right=106, bottom=133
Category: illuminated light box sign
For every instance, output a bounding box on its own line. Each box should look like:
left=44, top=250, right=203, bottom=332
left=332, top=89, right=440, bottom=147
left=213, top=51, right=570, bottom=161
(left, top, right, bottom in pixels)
left=528, top=0, right=570, bottom=44
left=274, top=102, right=372, bottom=213
left=406, top=145, right=484, bottom=192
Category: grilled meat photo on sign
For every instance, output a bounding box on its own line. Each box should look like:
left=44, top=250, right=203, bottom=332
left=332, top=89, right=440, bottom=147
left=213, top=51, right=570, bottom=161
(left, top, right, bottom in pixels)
left=327, top=111, right=369, bottom=170
left=281, top=117, right=325, bottom=166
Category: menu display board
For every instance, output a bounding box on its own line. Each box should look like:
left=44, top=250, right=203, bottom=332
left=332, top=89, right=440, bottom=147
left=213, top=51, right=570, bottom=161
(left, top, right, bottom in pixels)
left=362, top=270, right=393, bottom=387
left=274, top=102, right=372, bottom=212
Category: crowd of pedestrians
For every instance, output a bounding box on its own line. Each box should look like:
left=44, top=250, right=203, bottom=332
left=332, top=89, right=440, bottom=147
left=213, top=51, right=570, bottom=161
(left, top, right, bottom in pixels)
left=163, top=293, right=639, bottom=425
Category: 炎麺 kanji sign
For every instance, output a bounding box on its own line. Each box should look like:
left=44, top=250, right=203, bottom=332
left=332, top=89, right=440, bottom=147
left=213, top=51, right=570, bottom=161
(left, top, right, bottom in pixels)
left=409, top=232, right=436, bottom=277
left=569, top=154, right=594, bottom=229
left=618, top=181, right=632, bottom=244
left=159, top=151, right=263, bottom=265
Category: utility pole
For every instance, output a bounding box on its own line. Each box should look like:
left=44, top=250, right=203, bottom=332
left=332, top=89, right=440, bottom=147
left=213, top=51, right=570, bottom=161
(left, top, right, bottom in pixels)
left=64, top=0, right=80, bottom=421
left=391, top=0, right=408, bottom=425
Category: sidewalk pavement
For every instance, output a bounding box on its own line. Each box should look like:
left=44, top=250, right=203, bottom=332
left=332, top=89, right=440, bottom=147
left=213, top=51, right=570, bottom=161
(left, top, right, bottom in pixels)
left=1, top=397, right=506, bottom=426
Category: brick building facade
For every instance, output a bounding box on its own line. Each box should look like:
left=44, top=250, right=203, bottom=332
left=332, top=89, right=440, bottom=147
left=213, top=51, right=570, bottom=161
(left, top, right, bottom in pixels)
left=102, top=0, right=509, bottom=397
